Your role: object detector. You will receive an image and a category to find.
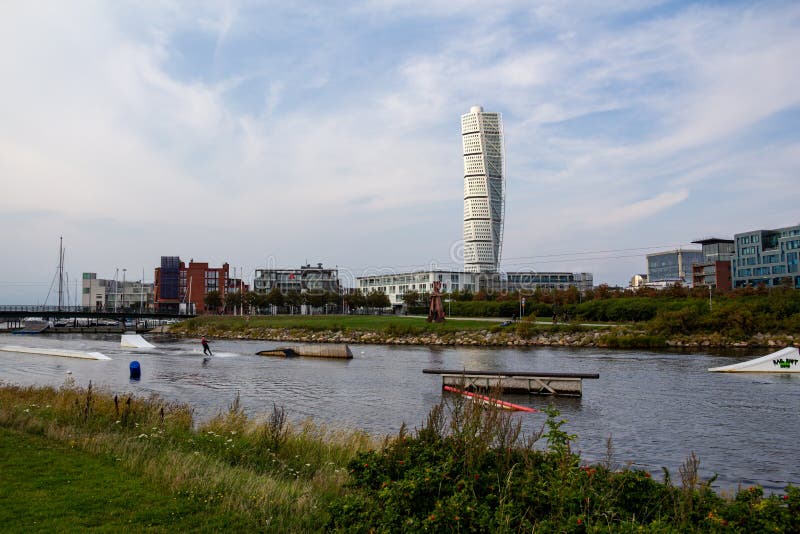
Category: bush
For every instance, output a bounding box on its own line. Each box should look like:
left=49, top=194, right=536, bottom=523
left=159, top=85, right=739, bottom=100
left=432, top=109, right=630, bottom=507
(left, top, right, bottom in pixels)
left=325, top=399, right=797, bottom=532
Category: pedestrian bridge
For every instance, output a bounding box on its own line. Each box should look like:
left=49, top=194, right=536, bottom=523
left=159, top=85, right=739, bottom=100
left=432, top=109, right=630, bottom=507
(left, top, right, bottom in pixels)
left=0, top=305, right=194, bottom=322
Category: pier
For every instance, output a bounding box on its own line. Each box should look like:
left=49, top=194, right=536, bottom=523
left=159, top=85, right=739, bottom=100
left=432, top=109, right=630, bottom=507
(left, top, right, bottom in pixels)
left=422, top=369, right=599, bottom=396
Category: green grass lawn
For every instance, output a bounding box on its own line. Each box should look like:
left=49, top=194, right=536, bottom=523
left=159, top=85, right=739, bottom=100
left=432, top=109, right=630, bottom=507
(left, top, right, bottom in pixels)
left=0, top=428, right=255, bottom=533
left=178, top=314, right=502, bottom=333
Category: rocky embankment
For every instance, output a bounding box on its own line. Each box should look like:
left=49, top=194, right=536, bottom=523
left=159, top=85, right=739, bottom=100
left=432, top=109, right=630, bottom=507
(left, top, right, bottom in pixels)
left=167, top=325, right=799, bottom=349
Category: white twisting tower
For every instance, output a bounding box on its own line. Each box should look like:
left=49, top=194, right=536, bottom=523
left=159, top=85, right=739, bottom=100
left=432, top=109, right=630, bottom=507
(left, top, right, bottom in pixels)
left=462, top=105, right=505, bottom=273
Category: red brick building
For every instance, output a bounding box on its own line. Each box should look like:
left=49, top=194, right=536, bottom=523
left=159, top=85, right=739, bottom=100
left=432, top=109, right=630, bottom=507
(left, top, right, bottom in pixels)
left=154, top=257, right=230, bottom=314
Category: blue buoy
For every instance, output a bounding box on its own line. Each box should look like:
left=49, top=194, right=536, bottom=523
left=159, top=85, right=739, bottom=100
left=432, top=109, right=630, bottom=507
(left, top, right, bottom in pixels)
left=129, top=360, right=141, bottom=380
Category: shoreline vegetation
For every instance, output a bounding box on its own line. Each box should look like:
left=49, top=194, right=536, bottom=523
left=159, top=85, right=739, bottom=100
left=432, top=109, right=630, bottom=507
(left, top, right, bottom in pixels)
left=0, top=382, right=796, bottom=532
left=169, top=283, right=800, bottom=349
left=168, top=313, right=798, bottom=350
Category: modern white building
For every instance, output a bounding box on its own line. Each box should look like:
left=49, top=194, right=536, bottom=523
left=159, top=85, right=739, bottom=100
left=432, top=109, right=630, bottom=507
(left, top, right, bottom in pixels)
left=462, top=105, right=504, bottom=273
left=356, top=270, right=593, bottom=308
left=357, top=270, right=481, bottom=307
left=82, top=273, right=154, bottom=311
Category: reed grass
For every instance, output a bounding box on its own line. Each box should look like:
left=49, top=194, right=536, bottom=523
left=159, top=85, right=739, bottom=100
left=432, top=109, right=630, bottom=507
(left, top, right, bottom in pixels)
left=0, top=381, right=375, bottom=532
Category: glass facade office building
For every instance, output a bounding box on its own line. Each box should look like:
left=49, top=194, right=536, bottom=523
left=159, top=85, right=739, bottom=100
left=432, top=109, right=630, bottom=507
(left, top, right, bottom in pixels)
left=646, top=249, right=705, bottom=286
left=732, top=225, right=800, bottom=288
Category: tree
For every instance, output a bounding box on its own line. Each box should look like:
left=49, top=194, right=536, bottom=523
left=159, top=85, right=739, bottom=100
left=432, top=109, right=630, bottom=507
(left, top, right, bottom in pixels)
left=306, top=291, right=326, bottom=308
left=265, top=287, right=284, bottom=307
left=346, top=291, right=366, bottom=311
left=367, top=290, right=390, bottom=310
left=285, top=291, right=302, bottom=313
left=326, top=290, right=341, bottom=306
left=225, top=291, right=242, bottom=313
left=401, top=290, right=420, bottom=309
left=244, top=291, right=260, bottom=313
left=204, top=290, right=222, bottom=312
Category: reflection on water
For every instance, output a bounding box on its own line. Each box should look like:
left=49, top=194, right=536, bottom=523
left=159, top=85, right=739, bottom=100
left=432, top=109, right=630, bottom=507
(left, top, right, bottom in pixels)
left=0, top=333, right=797, bottom=491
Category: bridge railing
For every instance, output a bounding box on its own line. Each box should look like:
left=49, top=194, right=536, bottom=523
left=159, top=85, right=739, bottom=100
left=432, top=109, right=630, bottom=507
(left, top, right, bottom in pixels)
left=0, top=305, right=194, bottom=316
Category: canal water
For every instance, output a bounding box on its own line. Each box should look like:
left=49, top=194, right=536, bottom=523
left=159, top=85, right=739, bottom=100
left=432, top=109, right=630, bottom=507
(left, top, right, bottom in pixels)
left=0, top=333, right=797, bottom=492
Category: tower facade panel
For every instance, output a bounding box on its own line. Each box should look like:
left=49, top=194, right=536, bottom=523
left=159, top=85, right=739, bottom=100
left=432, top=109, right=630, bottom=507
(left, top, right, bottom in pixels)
left=462, top=106, right=504, bottom=273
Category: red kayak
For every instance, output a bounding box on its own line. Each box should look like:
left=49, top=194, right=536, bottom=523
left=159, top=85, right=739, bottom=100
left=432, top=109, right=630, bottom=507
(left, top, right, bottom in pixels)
left=443, top=385, right=539, bottom=412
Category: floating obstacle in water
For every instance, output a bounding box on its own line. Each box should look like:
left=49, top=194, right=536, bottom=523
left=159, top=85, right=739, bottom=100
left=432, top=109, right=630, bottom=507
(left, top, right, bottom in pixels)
left=121, top=334, right=156, bottom=349
left=257, top=344, right=353, bottom=359
left=443, top=385, right=539, bottom=412
left=0, top=345, right=111, bottom=361
left=423, top=369, right=599, bottom=397
left=708, top=346, right=800, bottom=373
left=12, top=320, right=49, bottom=334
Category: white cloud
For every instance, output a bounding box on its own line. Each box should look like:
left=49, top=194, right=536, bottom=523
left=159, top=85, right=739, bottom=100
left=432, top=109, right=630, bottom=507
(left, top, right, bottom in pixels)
left=1, top=1, right=799, bottom=301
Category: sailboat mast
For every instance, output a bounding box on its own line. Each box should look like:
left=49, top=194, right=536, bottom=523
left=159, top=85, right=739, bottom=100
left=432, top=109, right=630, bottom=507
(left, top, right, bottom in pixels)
left=58, top=236, right=64, bottom=310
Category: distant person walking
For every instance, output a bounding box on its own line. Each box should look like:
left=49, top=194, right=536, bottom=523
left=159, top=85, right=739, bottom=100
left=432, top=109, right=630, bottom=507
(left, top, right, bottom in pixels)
left=201, top=336, right=213, bottom=356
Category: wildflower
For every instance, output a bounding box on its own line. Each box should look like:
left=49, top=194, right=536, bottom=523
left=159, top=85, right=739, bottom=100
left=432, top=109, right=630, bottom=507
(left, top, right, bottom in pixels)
left=138, top=434, right=148, bottom=439
left=305, top=463, right=311, bottom=467
left=577, top=518, right=582, bottom=525
left=115, top=420, right=121, bottom=424
left=364, top=463, right=369, bottom=468
left=474, top=474, right=480, bottom=480
left=454, top=516, right=460, bottom=521
left=428, top=515, right=436, bottom=521
left=23, top=409, right=29, bottom=413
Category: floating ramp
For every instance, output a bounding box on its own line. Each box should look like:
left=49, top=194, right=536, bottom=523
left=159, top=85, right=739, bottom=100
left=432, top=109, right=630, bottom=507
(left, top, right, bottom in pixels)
left=708, top=347, right=800, bottom=373
left=257, top=344, right=353, bottom=359
left=121, top=334, right=155, bottom=349
left=423, top=369, right=599, bottom=397
left=12, top=322, right=49, bottom=334
left=0, top=345, right=111, bottom=361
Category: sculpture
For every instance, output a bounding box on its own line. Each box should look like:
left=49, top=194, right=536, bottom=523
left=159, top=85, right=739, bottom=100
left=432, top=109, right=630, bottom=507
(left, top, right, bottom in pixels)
left=427, top=280, right=446, bottom=323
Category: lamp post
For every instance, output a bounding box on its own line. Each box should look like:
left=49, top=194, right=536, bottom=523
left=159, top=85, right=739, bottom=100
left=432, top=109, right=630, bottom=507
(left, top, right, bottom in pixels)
left=122, top=268, right=126, bottom=312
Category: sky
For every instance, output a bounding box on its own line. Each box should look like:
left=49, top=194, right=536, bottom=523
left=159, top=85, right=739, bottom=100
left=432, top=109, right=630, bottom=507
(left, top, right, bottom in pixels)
left=1, top=1, right=799, bottom=304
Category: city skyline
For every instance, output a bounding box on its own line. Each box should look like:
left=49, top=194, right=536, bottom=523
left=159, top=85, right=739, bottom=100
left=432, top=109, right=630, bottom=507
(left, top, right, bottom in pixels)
left=1, top=2, right=799, bottom=304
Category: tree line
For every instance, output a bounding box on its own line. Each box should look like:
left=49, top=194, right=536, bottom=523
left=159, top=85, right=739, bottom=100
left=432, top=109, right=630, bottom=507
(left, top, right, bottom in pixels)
left=202, top=288, right=390, bottom=314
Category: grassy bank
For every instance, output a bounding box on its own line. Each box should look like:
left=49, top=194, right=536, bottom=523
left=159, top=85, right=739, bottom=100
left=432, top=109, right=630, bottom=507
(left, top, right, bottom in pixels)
left=173, top=314, right=500, bottom=335
left=0, top=382, right=796, bottom=532
left=0, top=381, right=374, bottom=532
left=0, top=427, right=253, bottom=531
left=166, top=314, right=799, bottom=349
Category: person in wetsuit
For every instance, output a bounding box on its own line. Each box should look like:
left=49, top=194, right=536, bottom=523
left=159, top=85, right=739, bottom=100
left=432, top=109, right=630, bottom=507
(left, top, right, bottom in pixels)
left=201, top=336, right=213, bottom=356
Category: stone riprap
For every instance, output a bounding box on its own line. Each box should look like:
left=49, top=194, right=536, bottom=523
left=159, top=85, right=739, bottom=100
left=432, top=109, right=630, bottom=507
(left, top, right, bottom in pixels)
left=167, top=325, right=798, bottom=349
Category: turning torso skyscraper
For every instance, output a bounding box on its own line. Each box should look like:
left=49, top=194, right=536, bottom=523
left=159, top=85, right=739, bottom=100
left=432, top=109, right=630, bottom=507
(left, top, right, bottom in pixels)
left=462, top=105, right=505, bottom=273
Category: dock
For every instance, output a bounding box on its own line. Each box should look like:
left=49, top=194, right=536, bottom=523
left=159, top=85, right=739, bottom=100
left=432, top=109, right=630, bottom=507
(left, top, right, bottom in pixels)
left=422, top=369, right=599, bottom=397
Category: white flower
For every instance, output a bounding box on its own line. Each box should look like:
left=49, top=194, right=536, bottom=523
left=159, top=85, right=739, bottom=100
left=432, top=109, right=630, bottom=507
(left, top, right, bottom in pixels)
left=138, top=434, right=148, bottom=439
